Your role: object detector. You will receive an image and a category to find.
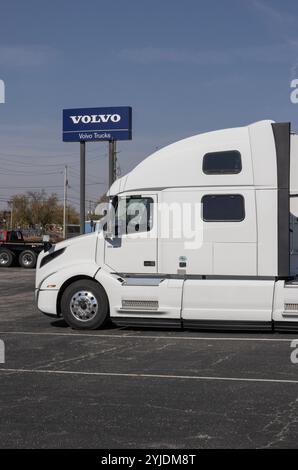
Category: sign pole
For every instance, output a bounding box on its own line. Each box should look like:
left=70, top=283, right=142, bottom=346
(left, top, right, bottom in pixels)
left=113, top=140, right=117, bottom=181
left=80, top=141, right=86, bottom=234
left=109, top=140, right=116, bottom=187
left=63, top=165, right=68, bottom=239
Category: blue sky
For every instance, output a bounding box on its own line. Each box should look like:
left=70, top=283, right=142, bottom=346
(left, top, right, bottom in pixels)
left=0, top=0, right=298, bottom=210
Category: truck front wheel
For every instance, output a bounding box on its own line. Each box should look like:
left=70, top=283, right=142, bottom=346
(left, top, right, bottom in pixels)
left=0, top=249, right=14, bottom=267
left=61, top=280, right=109, bottom=330
left=19, top=250, right=37, bottom=269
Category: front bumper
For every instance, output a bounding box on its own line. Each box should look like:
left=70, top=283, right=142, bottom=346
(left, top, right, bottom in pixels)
left=35, top=288, right=59, bottom=316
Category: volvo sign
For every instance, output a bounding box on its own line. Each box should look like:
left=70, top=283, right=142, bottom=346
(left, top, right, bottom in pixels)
left=63, top=106, right=132, bottom=142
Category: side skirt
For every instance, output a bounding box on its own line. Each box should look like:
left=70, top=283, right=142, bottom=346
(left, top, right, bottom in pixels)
left=274, top=321, right=298, bottom=332
left=183, top=320, right=273, bottom=332
left=110, top=316, right=182, bottom=329
left=111, top=316, right=274, bottom=332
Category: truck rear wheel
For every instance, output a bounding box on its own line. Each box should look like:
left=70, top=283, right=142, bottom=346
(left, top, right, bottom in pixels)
left=0, top=249, right=14, bottom=267
left=61, top=280, right=109, bottom=330
left=19, top=250, right=37, bottom=269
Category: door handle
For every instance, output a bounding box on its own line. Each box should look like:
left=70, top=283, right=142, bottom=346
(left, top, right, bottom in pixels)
left=144, top=261, right=155, bottom=266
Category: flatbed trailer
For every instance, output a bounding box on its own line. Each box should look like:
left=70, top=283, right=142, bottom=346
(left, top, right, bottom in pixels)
left=0, top=230, right=44, bottom=268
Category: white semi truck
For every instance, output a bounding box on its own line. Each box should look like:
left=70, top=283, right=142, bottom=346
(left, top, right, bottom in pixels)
left=35, top=120, right=298, bottom=331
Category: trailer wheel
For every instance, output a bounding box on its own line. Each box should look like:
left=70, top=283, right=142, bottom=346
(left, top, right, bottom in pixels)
left=61, top=279, right=109, bottom=330
left=0, top=248, right=14, bottom=267
left=19, top=250, right=37, bottom=269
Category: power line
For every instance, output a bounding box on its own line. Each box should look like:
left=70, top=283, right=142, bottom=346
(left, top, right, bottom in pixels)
left=0, top=169, right=62, bottom=176
left=0, top=159, right=66, bottom=168
left=0, top=152, right=107, bottom=162
left=0, top=185, right=65, bottom=189
left=0, top=152, right=81, bottom=160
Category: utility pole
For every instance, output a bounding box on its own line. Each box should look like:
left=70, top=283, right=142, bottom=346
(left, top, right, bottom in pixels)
left=10, top=203, right=13, bottom=230
left=116, top=158, right=121, bottom=179
left=63, top=165, right=68, bottom=239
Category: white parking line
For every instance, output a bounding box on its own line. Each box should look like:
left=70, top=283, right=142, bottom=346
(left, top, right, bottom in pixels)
left=0, top=330, right=296, bottom=342
left=0, top=367, right=298, bottom=384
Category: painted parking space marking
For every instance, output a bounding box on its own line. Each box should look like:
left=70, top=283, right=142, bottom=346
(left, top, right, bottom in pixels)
left=0, top=330, right=296, bottom=343
left=1, top=367, right=298, bottom=384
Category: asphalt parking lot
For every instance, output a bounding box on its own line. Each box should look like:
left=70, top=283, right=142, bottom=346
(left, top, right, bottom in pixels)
left=1, top=268, right=298, bottom=449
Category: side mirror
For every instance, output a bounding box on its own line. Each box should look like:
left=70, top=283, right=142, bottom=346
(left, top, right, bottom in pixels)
left=43, top=235, right=52, bottom=252
left=104, top=230, right=114, bottom=240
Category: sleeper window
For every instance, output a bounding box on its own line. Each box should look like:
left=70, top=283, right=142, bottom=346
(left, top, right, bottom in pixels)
left=202, top=194, right=245, bottom=222
left=203, top=151, right=242, bottom=174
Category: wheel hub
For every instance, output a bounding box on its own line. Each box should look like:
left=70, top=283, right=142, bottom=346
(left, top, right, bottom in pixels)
left=23, top=254, right=33, bottom=266
left=0, top=253, right=9, bottom=265
left=70, top=290, right=98, bottom=322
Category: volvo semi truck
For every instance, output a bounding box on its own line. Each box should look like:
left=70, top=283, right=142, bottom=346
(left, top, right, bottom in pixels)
left=35, top=120, right=298, bottom=331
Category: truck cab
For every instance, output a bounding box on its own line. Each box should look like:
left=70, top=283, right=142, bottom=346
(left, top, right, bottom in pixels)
left=35, top=119, right=298, bottom=331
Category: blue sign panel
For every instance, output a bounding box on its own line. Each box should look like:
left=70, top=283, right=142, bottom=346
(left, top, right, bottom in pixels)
left=63, top=106, right=132, bottom=142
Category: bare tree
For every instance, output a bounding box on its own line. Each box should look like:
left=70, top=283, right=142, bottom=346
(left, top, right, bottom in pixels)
left=8, top=191, right=79, bottom=228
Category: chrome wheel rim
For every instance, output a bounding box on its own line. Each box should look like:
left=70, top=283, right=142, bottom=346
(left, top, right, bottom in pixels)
left=0, top=253, right=9, bottom=265
left=23, top=254, right=33, bottom=266
left=70, top=290, right=98, bottom=322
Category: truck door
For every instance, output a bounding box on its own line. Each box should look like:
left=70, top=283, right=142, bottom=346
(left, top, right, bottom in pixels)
left=104, top=194, right=157, bottom=274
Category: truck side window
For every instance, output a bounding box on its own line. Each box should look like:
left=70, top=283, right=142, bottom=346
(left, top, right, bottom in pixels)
left=202, top=194, right=245, bottom=222
left=203, top=150, right=242, bottom=174
left=116, top=197, right=153, bottom=234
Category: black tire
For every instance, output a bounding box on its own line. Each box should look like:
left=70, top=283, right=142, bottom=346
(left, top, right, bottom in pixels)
left=61, top=279, right=109, bottom=330
left=19, top=250, right=37, bottom=269
left=0, top=248, right=14, bottom=267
